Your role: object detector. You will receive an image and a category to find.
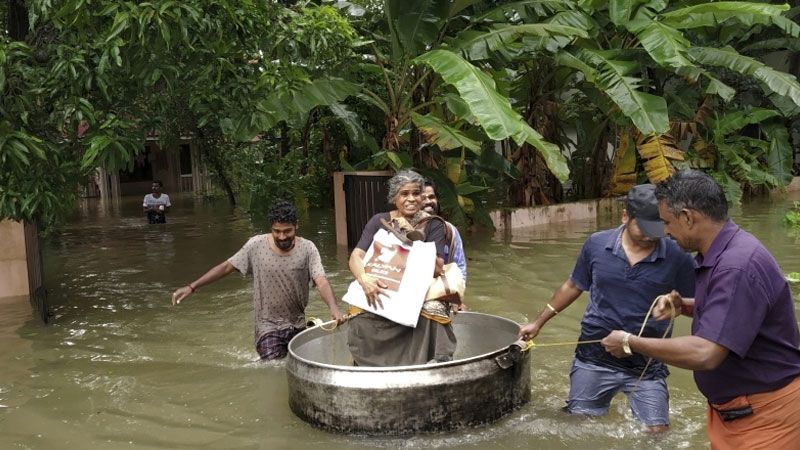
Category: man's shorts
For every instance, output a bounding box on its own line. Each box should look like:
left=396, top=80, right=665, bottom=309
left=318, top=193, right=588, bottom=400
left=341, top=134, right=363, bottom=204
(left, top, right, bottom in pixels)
left=565, top=358, right=669, bottom=427
left=256, top=327, right=305, bottom=360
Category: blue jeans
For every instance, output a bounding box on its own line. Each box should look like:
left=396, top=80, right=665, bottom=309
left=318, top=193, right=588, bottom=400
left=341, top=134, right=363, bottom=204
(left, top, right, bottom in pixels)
left=566, top=358, right=670, bottom=427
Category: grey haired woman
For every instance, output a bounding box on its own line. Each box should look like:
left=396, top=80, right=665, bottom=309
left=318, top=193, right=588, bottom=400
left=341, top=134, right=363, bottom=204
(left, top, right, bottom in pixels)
left=347, top=170, right=456, bottom=366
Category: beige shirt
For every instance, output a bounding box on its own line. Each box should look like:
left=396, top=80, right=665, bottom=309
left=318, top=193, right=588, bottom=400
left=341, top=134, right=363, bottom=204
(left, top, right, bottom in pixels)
left=228, top=235, right=325, bottom=342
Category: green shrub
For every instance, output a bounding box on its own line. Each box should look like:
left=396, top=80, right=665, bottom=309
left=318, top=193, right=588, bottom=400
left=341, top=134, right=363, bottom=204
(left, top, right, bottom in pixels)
left=783, top=202, right=800, bottom=229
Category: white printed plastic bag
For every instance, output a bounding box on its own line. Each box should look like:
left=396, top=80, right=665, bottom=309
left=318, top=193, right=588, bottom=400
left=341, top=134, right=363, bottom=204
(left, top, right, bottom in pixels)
left=343, top=229, right=436, bottom=327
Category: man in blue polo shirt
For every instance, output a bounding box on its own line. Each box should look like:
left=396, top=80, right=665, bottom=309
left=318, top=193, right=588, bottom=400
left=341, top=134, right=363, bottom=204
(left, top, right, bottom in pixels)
left=602, top=170, right=800, bottom=448
left=519, top=184, right=695, bottom=431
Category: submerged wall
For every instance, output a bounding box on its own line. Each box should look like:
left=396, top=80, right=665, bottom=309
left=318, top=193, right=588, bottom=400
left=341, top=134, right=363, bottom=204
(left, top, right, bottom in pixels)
left=490, top=197, right=623, bottom=232
left=494, top=176, right=800, bottom=231
left=783, top=177, right=800, bottom=192
left=0, top=220, right=29, bottom=298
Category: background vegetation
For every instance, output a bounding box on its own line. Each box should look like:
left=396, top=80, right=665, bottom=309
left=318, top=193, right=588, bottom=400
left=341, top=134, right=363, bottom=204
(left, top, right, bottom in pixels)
left=2, top=0, right=800, bottom=230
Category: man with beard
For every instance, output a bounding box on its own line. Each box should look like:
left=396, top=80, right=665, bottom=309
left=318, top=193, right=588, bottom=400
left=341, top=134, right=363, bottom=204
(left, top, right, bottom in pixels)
left=171, top=200, right=344, bottom=360
left=421, top=180, right=467, bottom=281
left=519, top=184, right=695, bottom=431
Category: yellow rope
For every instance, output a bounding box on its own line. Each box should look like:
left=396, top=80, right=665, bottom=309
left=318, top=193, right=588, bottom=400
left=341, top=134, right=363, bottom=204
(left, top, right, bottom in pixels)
left=523, top=339, right=602, bottom=351
left=632, top=295, right=676, bottom=387
left=522, top=294, right=677, bottom=360
left=319, top=320, right=339, bottom=331
left=518, top=296, right=676, bottom=400
left=307, top=312, right=361, bottom=331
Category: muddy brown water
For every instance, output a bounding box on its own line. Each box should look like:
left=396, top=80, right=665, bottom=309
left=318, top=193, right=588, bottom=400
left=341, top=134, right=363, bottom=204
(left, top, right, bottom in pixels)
left=1, top=192, right=799, bottom=449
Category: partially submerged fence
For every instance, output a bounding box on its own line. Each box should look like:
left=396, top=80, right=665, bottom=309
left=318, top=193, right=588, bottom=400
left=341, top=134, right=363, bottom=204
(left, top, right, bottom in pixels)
left=24, top=221, right=48, bottom=323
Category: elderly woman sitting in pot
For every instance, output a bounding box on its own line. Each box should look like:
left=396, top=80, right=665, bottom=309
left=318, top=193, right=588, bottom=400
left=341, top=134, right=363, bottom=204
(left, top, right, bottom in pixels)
left=347, top=170, right=456, bottom=366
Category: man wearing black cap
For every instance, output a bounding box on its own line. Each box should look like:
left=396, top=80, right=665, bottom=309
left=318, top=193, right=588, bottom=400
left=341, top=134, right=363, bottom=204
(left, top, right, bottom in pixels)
left=518, top=184, right=695, bottom=431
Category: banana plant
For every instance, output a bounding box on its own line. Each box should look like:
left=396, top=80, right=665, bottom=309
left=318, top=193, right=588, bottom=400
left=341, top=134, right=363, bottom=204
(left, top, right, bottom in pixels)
left=548, top=0, right=800, bottom=194
left=326, top=0, right=592, bottom=224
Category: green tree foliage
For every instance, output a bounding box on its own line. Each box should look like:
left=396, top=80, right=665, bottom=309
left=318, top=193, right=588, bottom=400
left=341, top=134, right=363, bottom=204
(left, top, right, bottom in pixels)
left=4, top=0, right=799, bottom=232
left=515, top=0, right=800, bottom=201
left=1, top=0, right=359, bottom=228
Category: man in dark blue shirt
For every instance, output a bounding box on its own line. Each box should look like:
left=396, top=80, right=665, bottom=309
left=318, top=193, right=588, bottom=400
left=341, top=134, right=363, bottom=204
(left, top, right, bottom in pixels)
left=519, top=184, right=695, bottom=431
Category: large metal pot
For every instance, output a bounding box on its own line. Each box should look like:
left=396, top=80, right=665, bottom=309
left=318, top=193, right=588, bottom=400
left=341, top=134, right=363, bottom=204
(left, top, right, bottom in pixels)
left=286, top=312, right=531, bottom=435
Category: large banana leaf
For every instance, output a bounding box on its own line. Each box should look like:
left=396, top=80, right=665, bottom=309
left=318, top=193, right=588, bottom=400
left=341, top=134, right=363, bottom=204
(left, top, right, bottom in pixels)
left=636, top=133, right=684, bottom=183
left=329, top=103, right=380, bottom=152
left=452, top=23, right=588, bottom=60
left=530, top=10, right=597, bottom=51
left=711, top=171, right=743, bottom=206
left=414, top=49, right=569, bottom=181
left=445, top=156, right=463, bottom=184
left=448, top=0, right=481, bottom=17
left=741, top=37, right=800, bottom=53
left=768, top=91, right=800, bottom=117
left=411, top=112, right=482, bottom=153
left=555, top=50, right=597, bottom=83
left=442, top=93, right=478, bottom=124
left=577, top=49, right=670, bottom=135
left=635, top=22, right=694, bottom=71
left=762, top=122, right=794, bottom=186
left=710, top=108, right=781, bottom=136
left=240, top=78, right=361, bottom=139
left=703, top=72, right=736, bottom=102
left=385, top=0, right=448, bottom=59
left=689, top=46, right=800, bottom=110
left=608, top=130, right=637, bottom=196
left=474, top=0, right=573, bottom=22
left=661, top=2, right=798, bottom=36
left=608, top=0, right=654, bottom=26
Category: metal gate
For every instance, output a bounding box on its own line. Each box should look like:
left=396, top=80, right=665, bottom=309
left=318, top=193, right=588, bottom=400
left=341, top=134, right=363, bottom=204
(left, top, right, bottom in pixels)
left=334, top=171, right=393, bottom=248
left=24, top=221, right=48, bottom=323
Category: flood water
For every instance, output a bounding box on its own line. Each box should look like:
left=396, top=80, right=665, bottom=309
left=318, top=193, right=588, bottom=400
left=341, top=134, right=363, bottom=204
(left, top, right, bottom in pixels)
left=2, top=191, right=799, bottom=449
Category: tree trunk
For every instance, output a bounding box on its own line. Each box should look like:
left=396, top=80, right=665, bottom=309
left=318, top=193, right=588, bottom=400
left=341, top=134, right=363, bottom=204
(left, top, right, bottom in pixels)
left=321, top=125, right=332, bottom=169
left=8, top=0, right=29, bottom=41
left=196, top=129, right=236, bottom=206
left=588, top=127, right=611, bottom=198
left=279, top=122, right=289, bottom=157
left=509, top=92, right=564, bottom=206
left=206, top=149, right=237, bottom=206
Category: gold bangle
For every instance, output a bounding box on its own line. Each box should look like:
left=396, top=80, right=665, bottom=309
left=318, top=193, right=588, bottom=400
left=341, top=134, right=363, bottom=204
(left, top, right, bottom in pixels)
left=546, top=303, right=559, bottom=315
left=622, top=332, right=633, bottom=355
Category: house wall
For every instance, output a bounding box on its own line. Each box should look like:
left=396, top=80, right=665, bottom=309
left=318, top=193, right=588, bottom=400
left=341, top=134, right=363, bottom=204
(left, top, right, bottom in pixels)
left=119, top=143, right=182, bottom=197
left=0, top=220, right=29, bottom=298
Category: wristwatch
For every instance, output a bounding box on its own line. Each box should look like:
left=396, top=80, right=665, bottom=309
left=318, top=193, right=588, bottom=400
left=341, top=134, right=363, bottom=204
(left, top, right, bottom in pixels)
left=622, top=332, right=633, bottom=355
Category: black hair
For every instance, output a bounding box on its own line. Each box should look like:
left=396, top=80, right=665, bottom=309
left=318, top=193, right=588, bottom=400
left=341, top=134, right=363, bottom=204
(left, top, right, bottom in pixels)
left=655, top=169, right=728, bottom=222
left=152, top=180, right=163, bottom=187
left=424, top=179, right=437, bottom=192
left=268, top=200, right=298, bottom=225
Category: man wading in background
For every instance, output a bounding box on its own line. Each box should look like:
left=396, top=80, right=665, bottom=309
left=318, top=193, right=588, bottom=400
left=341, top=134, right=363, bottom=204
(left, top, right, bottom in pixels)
left=143, top=180, right=171, bottom=224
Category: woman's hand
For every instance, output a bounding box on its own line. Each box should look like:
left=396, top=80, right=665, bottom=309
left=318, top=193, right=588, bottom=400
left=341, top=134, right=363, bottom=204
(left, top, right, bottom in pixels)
left=358, top=274, right=388, bottom=309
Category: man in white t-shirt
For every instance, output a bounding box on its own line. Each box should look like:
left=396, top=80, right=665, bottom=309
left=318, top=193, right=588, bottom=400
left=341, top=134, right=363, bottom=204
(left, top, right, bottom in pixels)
left=143, top=180, right=171, bottom=224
